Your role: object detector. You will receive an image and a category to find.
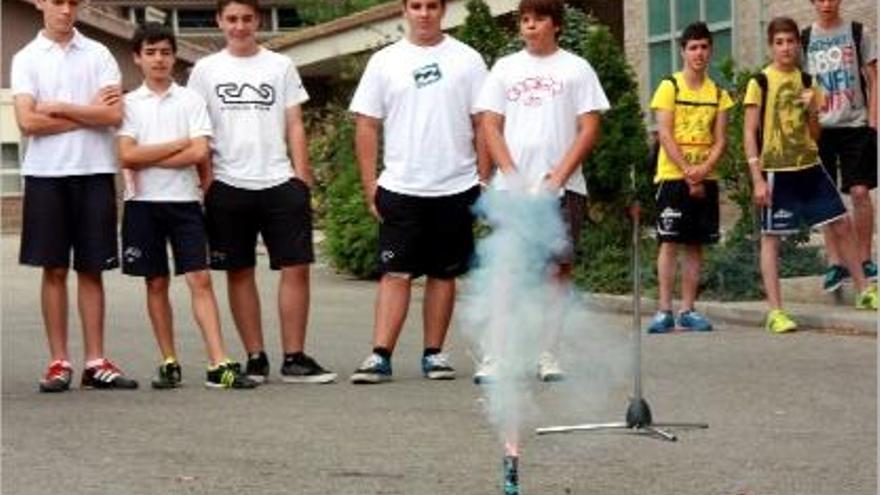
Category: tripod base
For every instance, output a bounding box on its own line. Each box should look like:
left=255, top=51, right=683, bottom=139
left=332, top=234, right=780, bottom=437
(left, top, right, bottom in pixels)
left=536, top=398, right=707, bottom=442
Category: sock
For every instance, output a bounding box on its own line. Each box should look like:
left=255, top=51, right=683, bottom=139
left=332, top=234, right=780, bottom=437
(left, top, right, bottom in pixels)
left=283, top=352, right=306, bottom=364
left=423, top=347, right=441, bottom=358
left=85, top=358, right=104, bottom=369
left=163, top=356, right=178, bottom=365
left=372, top=347, right=392, bottom=360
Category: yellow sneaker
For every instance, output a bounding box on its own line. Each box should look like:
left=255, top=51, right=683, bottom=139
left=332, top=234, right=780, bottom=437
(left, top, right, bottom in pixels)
left=765, top=309, right=797, bottom=334
left=855, top=285, right=878, bottom=310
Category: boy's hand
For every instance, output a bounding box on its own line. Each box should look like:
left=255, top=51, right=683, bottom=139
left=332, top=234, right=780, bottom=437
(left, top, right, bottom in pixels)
left=543, top=169, right=566, bottom=193
left=363, top=181, right=381, bottom=221
left=752, top=179, right=770, bottom=207
left=93, top=86, right=122, bottom=106
left=800, top=89, right=818, bottom=113
left=35, top=101, right=65, bottom=117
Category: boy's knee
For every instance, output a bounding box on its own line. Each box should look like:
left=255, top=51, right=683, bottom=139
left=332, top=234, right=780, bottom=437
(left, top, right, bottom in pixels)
left=43, top=267, right=68, bottom=284
left=145, top=276, right=170, bottom=295
left=185, top=270, right=213, bottom=292
left=849, top=185, right=871, bottom=205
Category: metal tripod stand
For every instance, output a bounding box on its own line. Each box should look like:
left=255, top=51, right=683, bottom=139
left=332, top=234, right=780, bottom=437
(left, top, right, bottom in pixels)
left=536, top=203, right=708, bottom=442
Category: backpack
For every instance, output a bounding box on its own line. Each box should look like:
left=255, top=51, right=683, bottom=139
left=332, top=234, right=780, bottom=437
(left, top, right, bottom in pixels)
left=750, top=70, right=813, bottom=153
left=801, top=22, right=867, bottom=103
left=649, top=75, right=723, bottom=178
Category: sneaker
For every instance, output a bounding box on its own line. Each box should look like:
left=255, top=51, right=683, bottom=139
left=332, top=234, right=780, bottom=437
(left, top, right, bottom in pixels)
left=81, top=359, right=139, bottom=390
left=206, top=361, right=259, bottom=389
left=350, top=353, right=392, bottom=384
left=765, top=309, right=797, bottom=334
left=863, top=260, right=878, bottom=282
left=151, top=359, right=182, bottom=389
left=280, top=353, right=337, bottom=384
left=473, top=356, right=496, bottom=385
left=537, top=352, right=565, bottom=382
left=855, top=285, right=878, bottom=310
left=647, top=310, right=675, bottom=334
left=822, top=265, right=849, bottom=292
left=677, top=310, right=713, bottom=332
left=39, top=360, right=73, bottom=393
left=421, top=353, right=456, bottom=380
left=245, top=351, right=269, bottom=384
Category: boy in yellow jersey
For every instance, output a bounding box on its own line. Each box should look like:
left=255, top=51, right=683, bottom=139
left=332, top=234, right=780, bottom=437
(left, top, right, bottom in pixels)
left=744, top=17, right=877, bottom=334
left=647, top=22, right=733, bottom=334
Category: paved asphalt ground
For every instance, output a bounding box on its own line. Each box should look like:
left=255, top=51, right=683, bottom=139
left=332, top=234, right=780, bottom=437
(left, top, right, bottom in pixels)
left=1, top=235, right=876, bottom=495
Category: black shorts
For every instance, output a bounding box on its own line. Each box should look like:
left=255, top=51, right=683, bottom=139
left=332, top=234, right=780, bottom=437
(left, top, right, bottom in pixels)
left=655, top=180, right=720, bottom=245
left=204, top=179, right=314, bottom=270
left=761, top=165, right=847, bottom=235
left=558, top=191, right=586, bottom=265
left=376, top=186, right=480, bottom=279
left=19, top=174, right=118, bottom=272
left=818, top=126, right=877, bottom=193
left=121, top=201, right=209, bottom=277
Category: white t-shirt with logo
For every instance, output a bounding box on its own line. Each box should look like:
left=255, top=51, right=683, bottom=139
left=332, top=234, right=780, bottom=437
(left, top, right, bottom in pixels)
left=187, top=48, right=309, bottom=190
left=118, top=83, right=213, bottom=202
left=349, top=36, right=488, bottom=197
left=10, top=29, right=120, bottom=177
left=476, top=49, right=610, bottom=195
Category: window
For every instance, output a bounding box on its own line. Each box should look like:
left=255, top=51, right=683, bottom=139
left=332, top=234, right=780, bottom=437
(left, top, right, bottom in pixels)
left=277, top=8, right=303, bottom=29
left=647, top=0, right=733, bottom=92
left=176, top=9, right=216, bottom=29
left=1, top=143, right=22, bottom=195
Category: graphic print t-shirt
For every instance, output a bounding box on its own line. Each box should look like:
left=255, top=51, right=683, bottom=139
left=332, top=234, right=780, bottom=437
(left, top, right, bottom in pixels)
left=804, top=21, right=876, bottom=128
left=188, top=48, right=309, bottom=190
left=476, top=49, right=610, bottom=195
left=349, top=36, right=487, bottom=197
left=744, top=66, right=824, bottom=172
left=650, top=72, right=734, bottom=182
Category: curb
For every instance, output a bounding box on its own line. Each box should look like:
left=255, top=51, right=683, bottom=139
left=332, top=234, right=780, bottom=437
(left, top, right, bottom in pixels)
left=582, top=293, right=877, bottom=334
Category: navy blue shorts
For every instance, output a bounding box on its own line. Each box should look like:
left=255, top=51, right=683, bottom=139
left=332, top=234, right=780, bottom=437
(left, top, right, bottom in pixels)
left=204, top=179, right=314, bottom=270
left=122, top=201, right=209, bottom=277
left=655, top=180, right=720, bottom=245
left=19, top=174, right=118, bottom=272
left=761, top=165, right=847, bottom=235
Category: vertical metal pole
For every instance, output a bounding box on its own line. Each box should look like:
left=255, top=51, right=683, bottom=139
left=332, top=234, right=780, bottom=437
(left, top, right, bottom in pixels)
left=632, top=203, right=642, bottom=401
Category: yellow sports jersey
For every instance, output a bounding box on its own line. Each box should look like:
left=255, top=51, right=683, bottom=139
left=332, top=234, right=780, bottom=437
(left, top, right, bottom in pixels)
left=650, top=72, right=734, bottom=183
left=743, top=66, right=824, bottom=171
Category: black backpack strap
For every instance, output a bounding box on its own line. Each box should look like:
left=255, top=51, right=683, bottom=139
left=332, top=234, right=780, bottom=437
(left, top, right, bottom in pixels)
left=800, top=70, right=812, bottom=89
left=753, top=73, right=769, bottom=153
left=852, top=21, right=868, bottom=103
left=801, top=26, right=812, bottom=57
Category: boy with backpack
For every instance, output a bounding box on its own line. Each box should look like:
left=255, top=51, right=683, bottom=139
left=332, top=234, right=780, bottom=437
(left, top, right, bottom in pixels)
left=646, top=21, right=733, bottom=334
left=118, top=23, right=256, bottom=389
left=744, top=17, right=877, bottom=334
left=802, top=0, right=877, bottom=292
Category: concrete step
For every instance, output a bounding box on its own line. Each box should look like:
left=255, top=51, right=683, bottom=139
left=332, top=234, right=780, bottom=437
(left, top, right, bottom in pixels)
left=779, top=275, right=858, bottom=306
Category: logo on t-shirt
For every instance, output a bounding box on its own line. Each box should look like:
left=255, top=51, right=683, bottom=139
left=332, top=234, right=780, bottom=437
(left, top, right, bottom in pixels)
left=413, top=63, right=443, bottom=88
left=215, top=83, right=276, bottom=107
left=506, top=76, right=564, bottom=107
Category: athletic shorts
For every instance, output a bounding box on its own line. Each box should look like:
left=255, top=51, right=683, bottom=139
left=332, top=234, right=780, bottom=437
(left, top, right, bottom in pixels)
left=558, top=191, right=587, bottom=265
left=204, top=179, right=314, bottom=270
left=655, top=180, right=720, bottom=245
left=19, top=174, right=118, bottom=272
left=121, top=201, right=208, bottom=277
left=818, top=126, right=877, bottom=193
left=761, top=165, right=847, bottom=235
left=375, top=185, right=480, bottom=279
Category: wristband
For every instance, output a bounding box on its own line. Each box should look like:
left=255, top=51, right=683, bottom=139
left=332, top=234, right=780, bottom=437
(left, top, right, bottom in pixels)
left=747, top=156, right=760, bottom=165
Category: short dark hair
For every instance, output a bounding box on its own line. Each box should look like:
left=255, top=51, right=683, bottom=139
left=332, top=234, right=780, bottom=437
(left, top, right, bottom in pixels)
left=401, top=0, right=447, bottom=6
left=217, top=0, right=259, bottom=15
left=680, top=21, right=712, bottom=49
left=767, top=16, right=800, bottom=44
left=131, top=22, right=176, bottom=54
left=518, top=0, right=565, bottom=38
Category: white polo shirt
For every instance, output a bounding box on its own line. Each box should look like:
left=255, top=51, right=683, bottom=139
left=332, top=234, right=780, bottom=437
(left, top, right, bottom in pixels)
left=349, top=35, right=488, bottom=197
left=187, top=48, right=309, bottom=191
left=10, top=29, right=121, bottom=177
left=118, top=83, right=213, bottom=202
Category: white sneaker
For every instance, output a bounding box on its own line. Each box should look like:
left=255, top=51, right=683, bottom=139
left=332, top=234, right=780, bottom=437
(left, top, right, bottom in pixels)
left=473, top=356, right=496, bottom=385
left=537, top=352, right=564, bottom=382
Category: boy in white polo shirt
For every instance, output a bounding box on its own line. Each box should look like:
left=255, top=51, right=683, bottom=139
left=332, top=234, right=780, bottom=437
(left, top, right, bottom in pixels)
left=348, top=0, right=489, bottom=384
left=118, top=23, right=256, bottom=390
left=187, top=0, right=335, bottom=384
left=11, top=0, right=138, bottom=392
left=475, top=0, right=609, bottom=382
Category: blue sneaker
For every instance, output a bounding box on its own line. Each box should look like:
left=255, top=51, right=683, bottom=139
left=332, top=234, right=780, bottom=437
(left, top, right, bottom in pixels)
left=350, top=353, right=392, bottom=384
left=647, top=311, right=674, bottom=334
left=421, top=353, right=456, bottom=380
left=863, top=260, right=878, bottom=282
left=822, top=265, right=849, bottom=292
left=677, top=310, right=713, bottom=332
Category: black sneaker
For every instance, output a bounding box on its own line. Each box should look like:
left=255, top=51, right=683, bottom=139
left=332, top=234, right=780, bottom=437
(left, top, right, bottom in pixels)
left=245, top=351, right=269, bottom=384
left=206, top=361, right=259, bottom=389
left=81, top=359, right=139, bottom=390
left=280, top=353, right=337, bottom=384
left=151, top=360, right=182, bottom=389
left=39, top=360, right=73, bottom=393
